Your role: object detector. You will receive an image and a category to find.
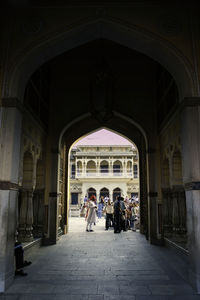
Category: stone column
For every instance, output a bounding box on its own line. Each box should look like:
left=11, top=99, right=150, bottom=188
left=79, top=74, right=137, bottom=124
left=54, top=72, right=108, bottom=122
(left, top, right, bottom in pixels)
left=96, top=160, right=100, bottom=177
left=109, top=160, right=112, bottom=176
left=147, top=148, right=160, bottom=244
left=83, top=160, right=86, bottom=176
left=181, top=98, right=200, bottom=293
left=96, top=190, right=100, bottom=203
left=0, top=101, right=22, bottom=292
left=44, top=148, right=59, bottom=245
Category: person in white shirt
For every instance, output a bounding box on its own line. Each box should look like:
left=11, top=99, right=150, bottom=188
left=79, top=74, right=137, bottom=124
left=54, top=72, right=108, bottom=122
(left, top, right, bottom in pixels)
left=104, top=199, right=114, bottom=230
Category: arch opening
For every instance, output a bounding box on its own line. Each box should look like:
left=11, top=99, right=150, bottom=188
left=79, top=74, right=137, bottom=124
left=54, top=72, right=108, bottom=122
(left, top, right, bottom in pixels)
left=65, top=127, right=142, bottom=233
left=7, top=20, right=195, bottom=102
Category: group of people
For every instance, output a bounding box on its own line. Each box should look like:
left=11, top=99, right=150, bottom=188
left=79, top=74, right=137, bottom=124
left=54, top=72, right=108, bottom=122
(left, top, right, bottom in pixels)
left=81, top=194, right=140, bottom=233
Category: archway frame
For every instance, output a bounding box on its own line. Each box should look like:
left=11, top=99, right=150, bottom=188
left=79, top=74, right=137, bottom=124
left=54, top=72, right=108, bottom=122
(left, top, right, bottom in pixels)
left=59, top=112, right=149, bottom=241
left=3, top=19, right=197, bottom=100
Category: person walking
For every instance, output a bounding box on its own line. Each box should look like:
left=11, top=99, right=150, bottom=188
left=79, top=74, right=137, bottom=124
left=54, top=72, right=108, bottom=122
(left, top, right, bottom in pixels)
left=86, top=195, right=97, bottom=232
left=104, top=199, right=114, bottom=230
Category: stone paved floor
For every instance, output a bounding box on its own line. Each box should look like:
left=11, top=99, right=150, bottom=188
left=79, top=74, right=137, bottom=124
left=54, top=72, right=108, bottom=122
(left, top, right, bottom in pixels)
left=1, top=217, right=200, bottom=300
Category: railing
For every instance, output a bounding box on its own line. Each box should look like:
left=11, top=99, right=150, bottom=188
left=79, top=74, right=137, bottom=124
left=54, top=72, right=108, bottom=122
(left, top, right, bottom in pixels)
left=71, top=171, right=138, bottom=179
left=75, top=171, right=134, bottom=178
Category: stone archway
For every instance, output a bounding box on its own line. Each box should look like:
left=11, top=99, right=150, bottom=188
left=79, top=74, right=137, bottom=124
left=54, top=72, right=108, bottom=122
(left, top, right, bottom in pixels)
left=57, top=114, right=149, bottom=242
left=4, top=20, right=196, bottom=101
left=1, top=8, right=200, bottom=294
left=88, top=187, right=96, bottom=199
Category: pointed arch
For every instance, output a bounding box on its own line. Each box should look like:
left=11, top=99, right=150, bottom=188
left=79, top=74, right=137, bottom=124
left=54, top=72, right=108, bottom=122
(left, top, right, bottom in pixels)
left=6, top=20, right=195, bottom=100
left=87, top=160, right=96, bottom=174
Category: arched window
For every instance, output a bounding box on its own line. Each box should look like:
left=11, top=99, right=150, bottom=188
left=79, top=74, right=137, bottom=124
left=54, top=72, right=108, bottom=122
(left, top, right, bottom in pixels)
left=113, top=160, right=122, bottom=176
left=127, top=161, right=132, bottom=175
left=71, top=164, right=75, bottom=178
left=100, top=160, right=109, bottom=174
left=77, top=161, right=82, bottom=175
left=100, top=187, right=109, bottom=198
left=87, top=160, right=96, bottom=176
left=88, top=187, right=96, bottom=198
left=113, top=187, right=121, bottom=201
left=133, top=164, right=138, bottom=178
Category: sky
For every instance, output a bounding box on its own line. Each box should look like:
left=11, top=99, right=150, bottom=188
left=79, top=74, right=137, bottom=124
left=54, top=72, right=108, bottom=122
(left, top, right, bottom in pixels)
left=73, top=129, right=135, bottom=148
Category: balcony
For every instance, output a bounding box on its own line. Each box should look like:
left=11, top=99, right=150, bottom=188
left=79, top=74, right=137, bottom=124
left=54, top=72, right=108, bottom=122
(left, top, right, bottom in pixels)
left=75, top=170, right=134, bottom=178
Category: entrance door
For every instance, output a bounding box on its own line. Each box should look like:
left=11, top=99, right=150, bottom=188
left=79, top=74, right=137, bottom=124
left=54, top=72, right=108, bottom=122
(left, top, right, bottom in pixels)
left=71, top=193, right=78, bottom=205
left=100, top=187, right=109, bottom=198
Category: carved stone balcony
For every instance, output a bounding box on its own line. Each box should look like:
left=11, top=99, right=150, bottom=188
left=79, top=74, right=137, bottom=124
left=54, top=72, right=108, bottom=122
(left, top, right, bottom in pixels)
left=75, top=171, right=134, bottom=178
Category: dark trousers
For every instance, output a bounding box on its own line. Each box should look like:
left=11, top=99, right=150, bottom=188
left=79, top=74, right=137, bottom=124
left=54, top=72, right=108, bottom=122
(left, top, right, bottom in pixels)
left=106, top=213, right=113, bottom=229
left=114, top=213, right=122, bottom=233
left=15, top=243, right=24, bottom=269
left=121, top=218, right=127, bottom=231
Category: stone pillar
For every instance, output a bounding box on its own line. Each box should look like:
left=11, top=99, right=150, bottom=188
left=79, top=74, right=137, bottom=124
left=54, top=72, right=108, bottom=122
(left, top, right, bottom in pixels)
left=96, top=160, right=100, bottom=177
left=44, top=148, right=59, bottom=245
left=109, top=160, right=112, bottom=176
left=147, top=149, right=160, bottom=244
left=0, top=102, right=22, bottom=292
left=96, top=191, right=100, bottom=203
left=181, top=98, right=200, bottom=293
left=122, top=159, right=125, bottom=176
left=83, top=160, right=86, bottom=176
left=124, top=158, right=127, bottom=176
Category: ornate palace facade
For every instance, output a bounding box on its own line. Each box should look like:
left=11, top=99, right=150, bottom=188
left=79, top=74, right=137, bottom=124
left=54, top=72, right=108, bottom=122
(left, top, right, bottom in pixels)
left=69, top=144, right=139, bottom=209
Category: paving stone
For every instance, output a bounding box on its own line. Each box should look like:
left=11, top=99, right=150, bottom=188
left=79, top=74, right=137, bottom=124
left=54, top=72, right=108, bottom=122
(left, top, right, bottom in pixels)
left=149, top=284, right=195, bottom=295
left=119, top=286, right=151, bottom=295
left=105, top=296, right=136, bottom=300
left=98, top=285, right=120, bottom=295
left=3, top=218, right=197, bottom=300
left=135, top=296, right=168, bottom=300
left=0, top=296, right=19, bottom=300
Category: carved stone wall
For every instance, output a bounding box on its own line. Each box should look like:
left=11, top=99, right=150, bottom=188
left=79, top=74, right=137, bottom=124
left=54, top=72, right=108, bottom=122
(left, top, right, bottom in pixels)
left=159, top=114, right=187, bottom=249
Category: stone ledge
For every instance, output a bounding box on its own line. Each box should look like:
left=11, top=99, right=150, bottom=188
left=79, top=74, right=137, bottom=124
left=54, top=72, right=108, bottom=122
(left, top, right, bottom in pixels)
left=23, top=238, right=42, bottom=251
left=164, top=237, right=189, bottom=258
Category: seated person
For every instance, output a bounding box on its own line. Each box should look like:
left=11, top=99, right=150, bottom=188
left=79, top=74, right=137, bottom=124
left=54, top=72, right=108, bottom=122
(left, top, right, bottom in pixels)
left=15, top=241, right=32, bottom=276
